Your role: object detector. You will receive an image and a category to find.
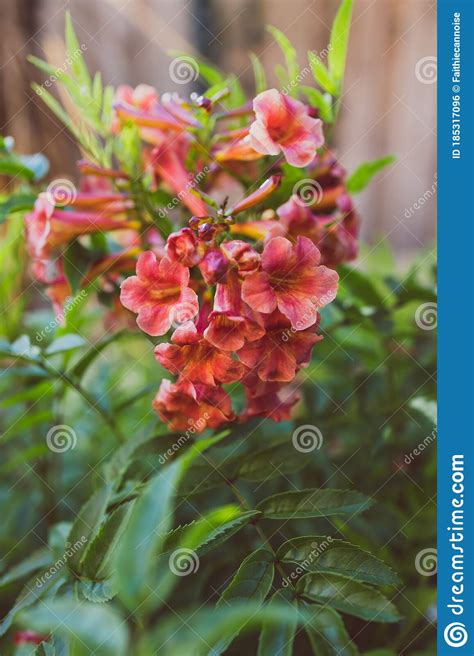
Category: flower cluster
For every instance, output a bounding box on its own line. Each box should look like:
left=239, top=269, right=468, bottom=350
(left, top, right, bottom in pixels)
left=27, top=82, right=359, bottom=431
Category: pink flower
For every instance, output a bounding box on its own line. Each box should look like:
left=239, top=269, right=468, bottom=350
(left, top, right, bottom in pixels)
left=242, top=373, right=300, bottom=422
left=249, top=89, right=324, bottom=167
left=120, top=251, right=198, bottom=336
left=152, top=379, right=234, bottom=432
left=25, top=193, right=137, bottom=259
left=237, top=310, right=322, bottom=382
left=242, top=236, right=338, bottom=330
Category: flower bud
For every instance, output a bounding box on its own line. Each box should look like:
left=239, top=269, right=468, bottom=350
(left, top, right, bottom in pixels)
left=199, top=248, right=229, bottom=284
left=221, top=239, right=260, bottom=275
left=166, top=227, right=201, bottom=266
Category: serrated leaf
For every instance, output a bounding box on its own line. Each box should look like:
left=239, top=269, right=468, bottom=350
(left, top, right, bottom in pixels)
left=258, top=589, right=297, bottom=656
left=18, top=599, right=128, bottom=656
left=346, top=156, right=396, bottom=193
left=67, top=484, right=113, bottom=572
left=308, top=51, right=338, bottom=95
left=45, top=333, right=86, bottom=355
left=237, top=440, right=307, bottom=481
left=214, top=549, right=275, bottom=653
left=77, top=578, right=117, bottom=603
left=249, top=52, right=267, bottom=94
left=257, top=489, right=373, bottom=519
left=328, top=0, right=353, bottom=81
left=304, top=604, right=359, bottom=656
left=297, top=573, right=401, bottom=622
left=81, top=501, right=135, bottom=580
left=163, top=507, right=259, bottom=555
left=277, top=536, right=400, bottom=585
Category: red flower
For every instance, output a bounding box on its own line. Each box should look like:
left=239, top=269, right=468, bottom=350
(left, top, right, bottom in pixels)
left=242, top=373, right=300, bottom=422
left=249, top=89, right=324, bottom=167
left=237, top=310, right=322, bottom=382
left=155, top=322, right=245, bottom=386
left=203, top=270, right=264, bottom=351
left=120, top=251, right=198, bottom=336
left=153, top=378, right=234, bottom=431
left=242, top=236, right=338, bottom=330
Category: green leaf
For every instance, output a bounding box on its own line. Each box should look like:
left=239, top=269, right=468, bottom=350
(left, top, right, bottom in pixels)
left=249, top=52, right=267, bottom=93
left=0, top=157, right=35, bottom=181
left=163, top=506, right=259, bottom=555
left=257, top=488, right=373, bottom=519
left=297, top=573, right=401, bottom=622
left=304, top=604, right=359, bottom=656
left=277, top=536, right=400, bottom=585
left=0, top=569, right=65, bottom=636
left=338, top=265, right=386, bottom=307
left=102, top=429, right=168, bottom=484
left=67, top=484, right=113, bottom=572
left=77, top=578, right=117, bottom=603
left=328, top=0, right=353, bottom=82
left=65, top=13, right=91, bottom=91
left=237, top=440, right=307, bottom=481
left=0, top=549, right=53, bottom=588
left=308, top=51, right=338, bottom=95
left=45, top=333, right=86, bottom=355
left=30, top=85, right=74, bottom=133
left=214, top=549, right=275, bottom=653
left=18, top=599, right=128, bottom=656
left=346, top=156, right=396, bottom=193
left=0, top=192, right=37, bottom=223
left=81, top=501, right=135, bottom=580
left=301, top=86, right=334, bottom=123
left=258, top=589, right=297, bottom=656
left=113, top=436, right=225, bottom=613
left=62, top=240, right=95, bottom=294
left=268, top=26, right=299, bottom=85
left=140, top=603, right=303, bottom=656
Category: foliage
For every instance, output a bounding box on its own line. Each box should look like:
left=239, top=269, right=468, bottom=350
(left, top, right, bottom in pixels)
left=0, top=2, right=435, bottom=655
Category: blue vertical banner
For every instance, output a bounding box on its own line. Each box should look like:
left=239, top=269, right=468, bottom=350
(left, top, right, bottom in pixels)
left=438, top=1, right=474, bottom=654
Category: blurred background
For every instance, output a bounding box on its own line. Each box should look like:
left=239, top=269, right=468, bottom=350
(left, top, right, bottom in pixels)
left=0, top=0, right=436, bottom=257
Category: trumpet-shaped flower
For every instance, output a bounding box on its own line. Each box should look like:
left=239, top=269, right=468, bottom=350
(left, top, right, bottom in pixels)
left=242, top=236, right=338, bottom=330
left=249, top=89, right=324, bottom=167
left=153, top=378, right=234, bottom=431
left=120, top=251, right=198, bottom=336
